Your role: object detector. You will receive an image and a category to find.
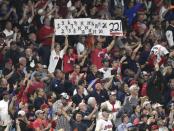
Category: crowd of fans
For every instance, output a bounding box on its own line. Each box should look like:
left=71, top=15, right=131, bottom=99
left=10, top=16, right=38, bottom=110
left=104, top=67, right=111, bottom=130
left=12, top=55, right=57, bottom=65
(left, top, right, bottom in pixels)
left=0, top=0, right=174, bottom=131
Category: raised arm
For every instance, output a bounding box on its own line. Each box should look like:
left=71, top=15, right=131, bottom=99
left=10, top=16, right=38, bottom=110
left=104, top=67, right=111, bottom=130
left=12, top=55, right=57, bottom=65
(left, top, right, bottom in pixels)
left=143, top=24, right=153, bottom=42
left=84, top=105, right=98, bottom=120
left=166, top=29, right=174, bottom=47
left=45, top=6, right=56, bottom=17
left=42, top=0, right=50, bottom=10
left=77, top=50, right=87, bottom=60
left=131, top=42, right=142, bottom=60
left=63, top=36, right=69, bottom=52
left=103, top=77, right=113, bottom=91
left=76, top=5, right=86, bottom=17
left=0, top=8, right=13, bottom=21
left=79, top=54, right=87, bottom=67
left=28, top=3, right=35, bottom=24
left=51, top=33, right=55, bottom=51
left=87, top=78, right=99, bottom=92
left=19, top=7, right=27, bottom=25
left=9, top=96, right=17, bottom=115
left=106, top=36, right=116, bottom=52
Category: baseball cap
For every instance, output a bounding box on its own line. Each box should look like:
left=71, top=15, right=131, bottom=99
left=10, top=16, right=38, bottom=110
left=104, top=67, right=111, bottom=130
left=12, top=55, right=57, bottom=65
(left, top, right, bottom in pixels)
left=143, top=101, right=151, bottom=107
left=35, top=110, right=44, bottom=116
left=18, top=110, right=26, bottom=116
left=41, top=104, right=49, bottom=110
left=109, top=91, right=116, bottom=95
left=152, top=103, right=163, bottom=109
left=60, top=92, right=69, bottom=100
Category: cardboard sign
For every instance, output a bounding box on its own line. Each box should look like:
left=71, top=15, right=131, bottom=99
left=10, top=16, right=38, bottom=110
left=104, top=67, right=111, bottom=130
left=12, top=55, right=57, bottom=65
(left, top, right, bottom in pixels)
left=54, top=18, right=123, bottom=36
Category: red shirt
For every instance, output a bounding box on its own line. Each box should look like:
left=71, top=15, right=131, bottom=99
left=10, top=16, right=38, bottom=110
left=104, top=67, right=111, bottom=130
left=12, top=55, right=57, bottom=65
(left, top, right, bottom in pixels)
left=37, top=26, right=54, bottom=46
left=32, top=118, right=48, bottom=130
left=27, top=81, right=45, bottom=94
left=91, top=48, right=107, bottom=69
left=17, top=85, right=27, bottom=103
left=147, top=54, right=167, bottom=68
left=141, top=83, right=148, bottom=97
left=63, top=54, right=78, bottom=73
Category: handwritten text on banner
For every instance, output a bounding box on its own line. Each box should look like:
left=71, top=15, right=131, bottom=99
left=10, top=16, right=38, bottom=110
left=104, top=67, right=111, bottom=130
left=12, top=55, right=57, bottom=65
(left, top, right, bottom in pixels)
left=54, top=18, right=123, bottom=36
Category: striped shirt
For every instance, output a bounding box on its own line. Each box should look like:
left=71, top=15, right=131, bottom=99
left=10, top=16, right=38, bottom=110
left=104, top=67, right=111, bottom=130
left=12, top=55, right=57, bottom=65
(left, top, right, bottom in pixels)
left=55, top=115, right=71, bottom=131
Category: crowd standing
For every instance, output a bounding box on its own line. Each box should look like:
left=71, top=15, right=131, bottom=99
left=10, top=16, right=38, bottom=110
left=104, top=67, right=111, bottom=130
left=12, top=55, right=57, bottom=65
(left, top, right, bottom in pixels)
left=0, top=0, right=174, bottom=131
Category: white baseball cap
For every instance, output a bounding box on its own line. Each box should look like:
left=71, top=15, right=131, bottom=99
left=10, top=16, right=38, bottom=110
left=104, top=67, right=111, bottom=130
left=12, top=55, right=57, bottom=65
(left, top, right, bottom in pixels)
left=18, top=110, right=26, bottom=116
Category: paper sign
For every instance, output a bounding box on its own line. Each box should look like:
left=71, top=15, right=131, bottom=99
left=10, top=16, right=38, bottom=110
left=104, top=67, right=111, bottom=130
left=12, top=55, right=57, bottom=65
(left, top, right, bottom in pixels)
left=54, top=18, right=123, bottom=36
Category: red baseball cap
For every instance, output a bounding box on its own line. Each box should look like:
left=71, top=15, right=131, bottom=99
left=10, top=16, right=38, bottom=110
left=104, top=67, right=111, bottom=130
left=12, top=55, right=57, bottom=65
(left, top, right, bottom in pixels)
left=41, top=104, right=49, bottom=110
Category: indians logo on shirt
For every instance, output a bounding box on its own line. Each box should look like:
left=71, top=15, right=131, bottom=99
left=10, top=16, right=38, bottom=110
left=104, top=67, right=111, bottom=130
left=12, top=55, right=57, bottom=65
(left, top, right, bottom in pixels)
left=54, top=56, right=59, bottom=59
left=104, top=124, right=113, bottom=130
left=98, top=51, right=105, bottom=58
left=98, top=51, right=110, bottom=59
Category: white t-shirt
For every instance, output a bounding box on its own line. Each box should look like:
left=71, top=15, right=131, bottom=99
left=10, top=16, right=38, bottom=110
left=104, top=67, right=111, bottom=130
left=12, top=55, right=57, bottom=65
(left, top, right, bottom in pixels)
left=95, top=119, right=113, bottom=131
left=0, top=100, right=11, bottom=126
left=48, top=49, right=65, bottom=73
left=101, top=100, right=121, bottom=112
left=73, top=88, right=88, bottom=96
left=98, top=68, right=113, bottom=79
left=76, top=42, right=85, bottom=55
left=99, top=100, right=121, bottom=121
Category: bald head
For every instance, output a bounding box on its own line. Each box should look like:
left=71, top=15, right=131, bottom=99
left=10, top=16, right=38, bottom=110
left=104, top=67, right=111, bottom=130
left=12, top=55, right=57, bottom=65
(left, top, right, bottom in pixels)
left=19, top=57, right=27, bottom=66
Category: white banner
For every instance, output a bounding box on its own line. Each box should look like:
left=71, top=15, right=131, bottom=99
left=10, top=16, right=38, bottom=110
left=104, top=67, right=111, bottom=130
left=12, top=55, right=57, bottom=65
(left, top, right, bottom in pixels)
left=54, top=18, right=123, bottom=36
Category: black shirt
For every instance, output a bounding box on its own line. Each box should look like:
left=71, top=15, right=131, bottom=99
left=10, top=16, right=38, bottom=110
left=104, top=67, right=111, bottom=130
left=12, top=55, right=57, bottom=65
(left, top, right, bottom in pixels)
left=138, top=122, right=149, bottom=131
left=34, top=97, right=46, bottom=110
left=70, top=119, right=87, bottom=131
left=18, top=119, right=30, bottom=131
left=89, top=89, right=109, bottom=105
left=8, top=70, right=25, bottom=85
left=72, top=94, right=86, bottom=106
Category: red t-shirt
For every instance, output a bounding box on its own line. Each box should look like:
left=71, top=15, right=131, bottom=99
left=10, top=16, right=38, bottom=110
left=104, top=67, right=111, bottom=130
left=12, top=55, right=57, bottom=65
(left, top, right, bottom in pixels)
left=17, top=85, right=27, bottom=103
left=63, top=54, right=78, bottom=73
left=27, top=81, right=45, bottom=94
left=141, top=83, right=148, bottom=97
left=37, top=26, right=54, bottom=46
left=32, top=118, right=48, bottom=130
left=91, top=48, right=107, bottom=69
left=147, top=54, right=167, bottom=68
